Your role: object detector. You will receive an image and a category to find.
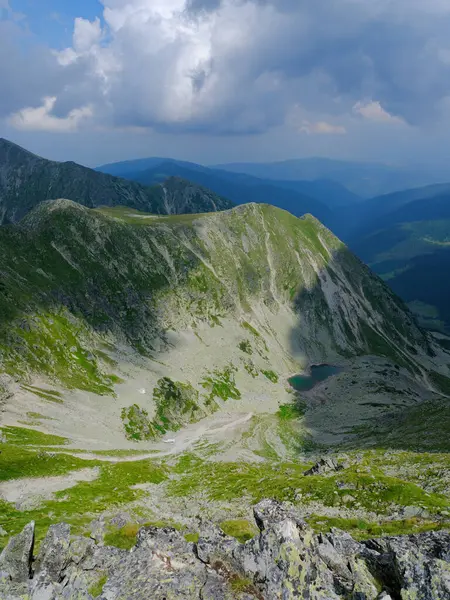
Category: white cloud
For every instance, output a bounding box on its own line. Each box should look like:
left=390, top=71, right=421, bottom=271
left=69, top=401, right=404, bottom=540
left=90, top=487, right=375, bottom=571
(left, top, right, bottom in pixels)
left=9, top=96, right=93, bottom=132
left=300, top=120, right=347, bottom=135
left=74, top=17, right=103, bottom=53
left=5, top=0, right=450, bottom=136
left=353, top=100, right=405, bottom=124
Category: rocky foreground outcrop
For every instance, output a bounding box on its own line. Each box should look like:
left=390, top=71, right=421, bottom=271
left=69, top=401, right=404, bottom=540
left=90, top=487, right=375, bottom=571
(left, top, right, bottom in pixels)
left=0, top=500, right=449, bottom=599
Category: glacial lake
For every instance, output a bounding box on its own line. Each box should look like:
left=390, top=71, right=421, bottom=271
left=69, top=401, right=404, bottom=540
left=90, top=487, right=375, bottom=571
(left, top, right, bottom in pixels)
left=288, top=364, right=342, bottom=392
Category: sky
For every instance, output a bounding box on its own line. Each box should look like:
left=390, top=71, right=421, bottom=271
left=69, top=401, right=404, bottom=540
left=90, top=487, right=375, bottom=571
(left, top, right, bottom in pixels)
left=2, top=0, right=450, bottom=168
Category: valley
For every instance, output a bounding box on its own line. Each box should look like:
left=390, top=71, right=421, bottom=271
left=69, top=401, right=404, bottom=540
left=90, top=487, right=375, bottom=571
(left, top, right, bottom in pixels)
left=0, top=142, right=449, bottom=599
left=0, top=196, right=449, bottom=568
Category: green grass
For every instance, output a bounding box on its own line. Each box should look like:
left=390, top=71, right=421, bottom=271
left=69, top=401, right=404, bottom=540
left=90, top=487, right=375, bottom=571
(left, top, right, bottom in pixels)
left=201, top=365, right=241, bottom=403
left=93, top=449, right=159, bottom=457
left=104, top=523, right=140, bottom=550
left=21, top=385, right=64, bottom=404
left=1, top=426, right=68, bottom=446
left=184, top=532, right=199, bottom=543
left=241, top=321, right=261, bottom=337
left=230, top=576, right=256, bottom=594
left=276, top=403, right=306, bottom=420
left=220, top=519, right=258, bottom=543
left=0, top=445, right=95, bottom=482
left=261, top=370, right=279, bottom=383
left=26, top=412, right=53, bottom=421
left=0, top=459, right=168, bottom=549
left=89, top=574, right=108, bottom=598
left=168, top=455, right=449, bottom=518
left=308, top=515, right=449, bottom=540
left=168, top=458, right=307, bottom=503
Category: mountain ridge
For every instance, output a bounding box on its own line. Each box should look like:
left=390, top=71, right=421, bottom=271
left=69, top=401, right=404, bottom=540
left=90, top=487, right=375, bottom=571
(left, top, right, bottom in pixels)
left=0, top=138, right=233, bottom=224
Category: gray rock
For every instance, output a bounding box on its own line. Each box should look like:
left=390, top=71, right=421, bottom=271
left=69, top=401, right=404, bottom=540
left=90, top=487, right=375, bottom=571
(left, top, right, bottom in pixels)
left=364, top=530, right=450, bottom=600
left=401, top=505, right=431, bottom=519
left=0, top=504, right=449, bottom=599
left=34, top=523, right=71, bottom=581
left=101, top=527, right=207, bottom=599
left=0, top=521, right=34, bottom=582
left=304, top=457, right=344, bottom=476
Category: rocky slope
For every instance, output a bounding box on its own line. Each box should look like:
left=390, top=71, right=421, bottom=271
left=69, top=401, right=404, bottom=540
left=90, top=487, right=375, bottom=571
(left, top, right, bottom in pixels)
left=1, top=199, right=449, bottom=572
left=0, top=199, right=438, bottom=403
left=0, top=500, right=449, bottom=599
left=0, top=138, right=233, bottom=224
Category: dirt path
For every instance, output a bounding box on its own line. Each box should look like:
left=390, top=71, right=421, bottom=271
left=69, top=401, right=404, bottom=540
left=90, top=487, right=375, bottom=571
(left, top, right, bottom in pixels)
left=65, top=412, right=254, bottom=463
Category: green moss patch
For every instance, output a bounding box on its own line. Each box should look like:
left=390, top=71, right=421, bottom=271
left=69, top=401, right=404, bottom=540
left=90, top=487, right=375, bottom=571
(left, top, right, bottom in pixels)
left=220, top=519, right=258, bottom=543
left=89, top=574, right=108, bottom=598
left=201, top=365, right=241, bottom=403
left=261, top=370, right=279, bottom=383
left=1, top=426, right=68, bottom=446
left=0, top=445, right=94, bottom=482
left=308, top=515, right=449, bottom=540
left=104, top=523, right=140, bottom=550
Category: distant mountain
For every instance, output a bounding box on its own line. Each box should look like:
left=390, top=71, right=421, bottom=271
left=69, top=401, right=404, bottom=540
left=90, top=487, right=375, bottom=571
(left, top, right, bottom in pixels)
left=352, top=191, right=450, bottom=332
left=98, top=158, right=361, bottom=228
left=0, top=139, right=233, bottom=224
left=98, top=156, right=361, bottom=210
left=345, top=183, right=450, bottom=239
left=214, top=158, right=445, bottom=198
left=97, top=156, right=206, bottom=178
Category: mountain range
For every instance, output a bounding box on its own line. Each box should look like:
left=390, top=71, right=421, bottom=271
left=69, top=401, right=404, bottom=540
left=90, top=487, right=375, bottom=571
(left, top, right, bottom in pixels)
left=3, top=137, right=450, bottom=333
left=1, top=138, right=450, bottom=587
left=349, top=186, right=450, bottom=332
left=213, top=157, right=449, bottom=198
left=0, top=138, right=232, bottom=224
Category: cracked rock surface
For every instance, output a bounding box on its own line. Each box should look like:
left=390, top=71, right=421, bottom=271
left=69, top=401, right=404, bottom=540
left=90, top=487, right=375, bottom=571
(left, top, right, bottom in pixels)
left=0, top=500, right=449, bottom=599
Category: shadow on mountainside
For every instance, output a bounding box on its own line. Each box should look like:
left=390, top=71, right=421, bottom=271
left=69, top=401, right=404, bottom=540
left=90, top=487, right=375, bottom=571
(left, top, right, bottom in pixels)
left=0, top=201, right=208, bottom=393
left=0, top=199, right=449, bottom=454
left=286, top=242, right=450, bottom=455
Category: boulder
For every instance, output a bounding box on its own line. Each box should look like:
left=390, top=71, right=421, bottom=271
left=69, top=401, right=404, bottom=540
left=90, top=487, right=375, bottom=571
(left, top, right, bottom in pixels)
left=34, top=523, right=71, bottom=581
left=304, top=456, right=344, bottom=476
left=0, top=521, right=34, bottom=582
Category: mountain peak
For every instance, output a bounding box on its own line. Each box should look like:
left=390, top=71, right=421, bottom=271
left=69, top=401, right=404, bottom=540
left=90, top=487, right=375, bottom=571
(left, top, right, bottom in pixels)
left=0, top=140, right=233, bottom=224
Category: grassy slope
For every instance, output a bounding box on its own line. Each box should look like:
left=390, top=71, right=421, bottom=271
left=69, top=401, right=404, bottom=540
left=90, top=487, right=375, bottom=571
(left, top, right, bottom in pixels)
left=1, top=201, right=448, bottom=549
left=0, top=200, right=433, bottom=394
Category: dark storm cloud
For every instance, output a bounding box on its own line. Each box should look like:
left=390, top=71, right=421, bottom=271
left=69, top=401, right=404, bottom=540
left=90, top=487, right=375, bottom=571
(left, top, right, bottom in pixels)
left=4, top=0, right=450, bottom=134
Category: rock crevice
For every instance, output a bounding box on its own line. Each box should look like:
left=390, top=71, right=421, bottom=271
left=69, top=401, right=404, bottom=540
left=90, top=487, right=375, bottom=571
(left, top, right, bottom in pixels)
left=0, top=500, right=449, bottom=599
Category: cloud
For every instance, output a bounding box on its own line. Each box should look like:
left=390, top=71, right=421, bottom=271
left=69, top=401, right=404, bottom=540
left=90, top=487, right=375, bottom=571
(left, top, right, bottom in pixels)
left=353, top=100, right=405, bottom=124
left=9, top=96, right=93, bottom=132
left=300, top=121, right=346, bottom=135
left=4, top=0, right=450, bottom=136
